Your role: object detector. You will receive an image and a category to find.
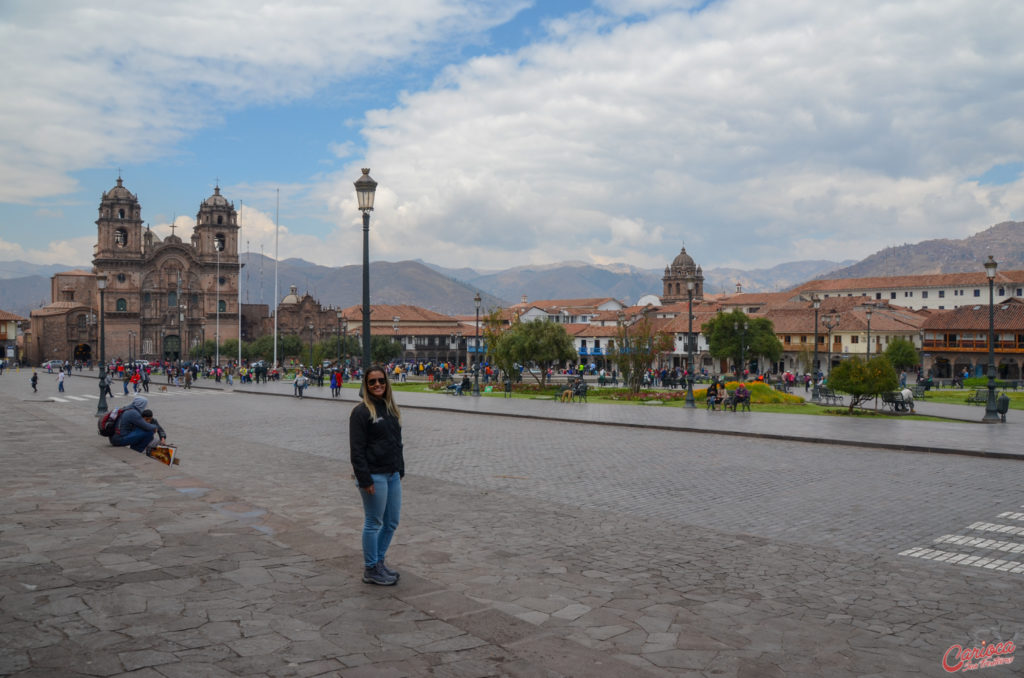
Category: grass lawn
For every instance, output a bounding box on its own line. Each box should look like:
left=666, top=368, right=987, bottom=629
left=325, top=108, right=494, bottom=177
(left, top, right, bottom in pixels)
left=376, top=380, right=964, bottom=421
left=918, top=388, right=1024, bottom=410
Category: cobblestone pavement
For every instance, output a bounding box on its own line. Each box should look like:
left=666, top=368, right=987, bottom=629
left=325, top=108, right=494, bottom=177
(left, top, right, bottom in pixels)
left=1, top=372, right=1021, bottom=676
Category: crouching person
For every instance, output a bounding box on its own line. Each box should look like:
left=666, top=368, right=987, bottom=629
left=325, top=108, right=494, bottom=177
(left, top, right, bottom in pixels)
left=110, top=396, right=164, bottom=453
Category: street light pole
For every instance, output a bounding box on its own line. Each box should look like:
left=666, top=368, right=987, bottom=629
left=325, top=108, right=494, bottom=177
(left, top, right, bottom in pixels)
left=96, top=275, right=108, bottom=416
left=685, top=275, right=696, bottom=408
left=734, top=320, right=748, bottom=380
left=811, top=295, right=821, bottom=402
left=336, top=310, right=343, bottom=367
left=983, top=256, right=1000, bottom=423
left=821, top=310, right=840, bottom=382
left=392, top=316, right=400, bottom=365
left=307, top=323, right=314, bottom=368
left=865, top=306, right=873, bottom=361
left=354, top=169, right=377, bottom=371
left=215, top=242, right=221, bottom=368
left=473, top=292, right=481, bottom=396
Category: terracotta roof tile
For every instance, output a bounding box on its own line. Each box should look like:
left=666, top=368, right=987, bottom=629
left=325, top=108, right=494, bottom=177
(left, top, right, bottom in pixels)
left=795, top=270, right=1024, bottom=292
left=922, top=298, right=1024, bottom=331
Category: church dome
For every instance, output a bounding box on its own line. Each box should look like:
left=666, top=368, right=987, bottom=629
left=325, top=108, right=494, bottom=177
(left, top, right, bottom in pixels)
left=203, top=185, right=230, bottom=207
left=103, top=177, right=135, bottom=201
left=671, top=247, right=695, bottom=270
left=281, top=285, right=300, bottom=305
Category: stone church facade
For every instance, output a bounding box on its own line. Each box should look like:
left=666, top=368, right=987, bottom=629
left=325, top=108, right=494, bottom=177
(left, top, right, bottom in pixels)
left=27, top=178, right=241, bottom=365
left=661, top=245, right=705, bottom=303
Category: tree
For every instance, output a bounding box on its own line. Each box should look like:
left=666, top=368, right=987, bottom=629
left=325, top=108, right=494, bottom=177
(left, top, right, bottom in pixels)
left=884, top=337, right=919, bottom=371
left=702, top=310, right=783, bottom=377
left=610, top=314, right=675, bottom=394
left=490, top=319, right=577, bottom=386
left=828, top=355, right=899, bottom=413
left=371, top=336, right=402, bottom=364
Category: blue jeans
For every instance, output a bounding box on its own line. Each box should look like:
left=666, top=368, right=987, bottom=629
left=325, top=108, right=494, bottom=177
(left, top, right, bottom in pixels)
left=115, top=428, right=155, bottom=453
left=358, top=472, right=401, bottom=568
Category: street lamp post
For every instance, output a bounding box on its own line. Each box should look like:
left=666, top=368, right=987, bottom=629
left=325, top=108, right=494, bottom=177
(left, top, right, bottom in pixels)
left=822, top=310, right=840, bottom=381
left=865, top=306, right=873, bottom=361
left=354, top=168, right=377, bottom=370
left=734, top=320, right=748, bottom=380
left=473, top=292, right=481, bottom=396
left=685, top=275, right=696, bottom=408
left=811, top=295, right=821, bottom=402
left=983, top=256, right=1000, bottom=423
left=342, top=311, right=350, bottom=368
left=96, top=275, right=108, bottom=416
left=307, top=323, right=315, bottom=368
left=215, top=241, right=222, bottom=368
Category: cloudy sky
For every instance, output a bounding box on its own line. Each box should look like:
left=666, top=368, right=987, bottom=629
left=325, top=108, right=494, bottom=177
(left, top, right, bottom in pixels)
left=1, top=0, right=1022, bottom=272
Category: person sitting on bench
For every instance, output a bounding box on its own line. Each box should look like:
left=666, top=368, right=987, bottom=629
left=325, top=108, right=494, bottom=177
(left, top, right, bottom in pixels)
left=733, top=383, right=750, bottom=410
left=456, top=375, right=471, bottom=395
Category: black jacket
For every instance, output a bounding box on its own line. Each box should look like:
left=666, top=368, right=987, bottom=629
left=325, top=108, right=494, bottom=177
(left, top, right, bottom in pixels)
left=349, top=399, right=404, bottom=488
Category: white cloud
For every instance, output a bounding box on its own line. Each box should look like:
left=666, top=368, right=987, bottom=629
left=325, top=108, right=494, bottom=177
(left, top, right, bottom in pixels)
left=0, top=0, right=527, bottom=203
left=325, top=0, right=1024, bottom=269
left=0, top=235, right=95, bottom=266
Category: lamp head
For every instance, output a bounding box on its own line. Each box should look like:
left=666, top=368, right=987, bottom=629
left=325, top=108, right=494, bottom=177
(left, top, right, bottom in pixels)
left=984, top=255, right=998, bottom=279
left=354, top=168, right=377, bottom=211
left=96, top=274, right=107, bottom=291
left=474, top=292, right=482, bottom=310
left=812, top=294, right=820, bottom=310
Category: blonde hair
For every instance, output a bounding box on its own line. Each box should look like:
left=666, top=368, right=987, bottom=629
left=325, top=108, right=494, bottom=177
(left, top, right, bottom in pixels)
left=361, top=366, right=401, bottom=424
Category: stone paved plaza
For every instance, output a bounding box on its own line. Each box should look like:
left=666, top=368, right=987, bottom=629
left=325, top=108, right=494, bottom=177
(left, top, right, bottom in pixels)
left=1, top=371, right=1021, bottom=676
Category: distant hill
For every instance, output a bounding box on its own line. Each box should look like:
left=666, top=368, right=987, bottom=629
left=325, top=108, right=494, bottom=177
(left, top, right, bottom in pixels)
left=237, top=254, right=504, bottom=315
left=3, top=221, right=1020, bottom=316
left=817, top=221, right=1024, bottom=280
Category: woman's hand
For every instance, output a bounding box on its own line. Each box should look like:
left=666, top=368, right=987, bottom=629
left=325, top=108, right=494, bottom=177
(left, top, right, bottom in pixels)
left=363, top=484, right=375, bottom=495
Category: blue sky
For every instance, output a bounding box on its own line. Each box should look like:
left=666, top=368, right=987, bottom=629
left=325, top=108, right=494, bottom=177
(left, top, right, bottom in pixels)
left=1, top=0, right=1022, bottom=272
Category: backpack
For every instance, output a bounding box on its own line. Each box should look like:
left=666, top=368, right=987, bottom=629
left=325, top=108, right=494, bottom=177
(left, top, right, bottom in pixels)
left=98, top=407, right=122, bottom=437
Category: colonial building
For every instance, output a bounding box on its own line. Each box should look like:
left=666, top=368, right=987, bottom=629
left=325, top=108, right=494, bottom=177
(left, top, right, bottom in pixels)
left=794, top=271, right=1024, bottom=311
left=27, top=178, right=241, bottom=365
left=920, top=298, right=1024, bottom=379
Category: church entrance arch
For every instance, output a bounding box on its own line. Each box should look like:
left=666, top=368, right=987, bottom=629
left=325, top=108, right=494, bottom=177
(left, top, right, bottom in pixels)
left=74, top=343, right=92, bottom=363
left=163, top=335, right=181, bottom=361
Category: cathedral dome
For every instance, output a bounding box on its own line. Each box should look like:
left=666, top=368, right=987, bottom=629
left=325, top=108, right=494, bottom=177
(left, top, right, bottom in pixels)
left=203, top=185, right=230, bottom=207
left=281, top=285, right=300, bottom=305
left=103, top=177, right=135, bottom=201
left=671, top=247, right=695, bottom=270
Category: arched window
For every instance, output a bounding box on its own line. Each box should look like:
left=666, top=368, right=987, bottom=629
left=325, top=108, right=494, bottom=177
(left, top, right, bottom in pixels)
left=118, top=208, right=125, bottom=219
left=214, top=233, right=225, bottom=251
left=168, top=291, right=177, bottom=307
left=77, top=314, right=86, bottom=328
left=218, top=300, right=226, bottom=312
left=190, top=293, right=199, bottom=307
left=217, top=215, right=223, bottom=225
left=143, top=292, right=151, bottom=305
left=114, top=229, right=127, bottom=247
left=116, top=298, right=127, bottom=312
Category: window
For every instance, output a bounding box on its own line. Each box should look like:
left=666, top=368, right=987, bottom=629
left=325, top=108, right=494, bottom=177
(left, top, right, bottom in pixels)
left=1016, top=288, right=1022, bottom=297
left=117, top=273, right=126, bottom=283
left=168, top=291, right=177, bottom=307
left=890, top=292, right=896, bottom=299
left=851, top=336, right=859, bottom=344
left=784, top=335, right=791, bottom=344
left=875, top=293, right=882, bottom=300
left=800, top=335, right=807, bottom=344
left=904, top=291, right=912, bottom=297
left=114, top=228, right=127, bottom=246
left=118, top=208, right=125, bottom=219
left=921, top=291, right=928, bottom=299
left=214, top=233, right=225, bottom=251
left=143, top=292, right=151, bottom=305
left=594, top=339, right=601, bottom=348
left=974, top=289, right=980, bottom=297
left=998, top=287, right=1005, bottom=296
left=191, top=293, right=199, bottom=307
left=218, top=276, right=226, bottom=285
left=77, top=314, right=86, bottom=329
left=116, top=298, right=127, bottom=312
left=218, top=300, right=226, bottom=312
left=938, top=290, right=945, bottom=298
left=938, top=306, right=945, bottom=309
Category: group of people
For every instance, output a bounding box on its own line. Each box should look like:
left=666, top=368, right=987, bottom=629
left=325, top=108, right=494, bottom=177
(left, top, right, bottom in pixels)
left=705, top=380, right=750, bottom=411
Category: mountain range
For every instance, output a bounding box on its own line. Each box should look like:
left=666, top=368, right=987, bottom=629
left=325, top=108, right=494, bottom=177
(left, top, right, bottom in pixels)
left=2, top=221, right=1021, bottom=318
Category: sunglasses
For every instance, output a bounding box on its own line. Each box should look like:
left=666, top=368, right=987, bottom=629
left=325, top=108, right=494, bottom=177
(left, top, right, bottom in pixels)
left=366, top=377, right=387, bottom=386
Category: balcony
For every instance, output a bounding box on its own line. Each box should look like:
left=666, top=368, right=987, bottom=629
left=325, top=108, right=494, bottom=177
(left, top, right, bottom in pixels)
left=922, top=338, right=1024, bottom=353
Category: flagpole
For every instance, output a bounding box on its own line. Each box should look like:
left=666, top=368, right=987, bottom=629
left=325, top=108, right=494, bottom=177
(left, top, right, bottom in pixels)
left=273, top=189, right=279, bottom=371
left=238, top=200, right=243, bottom=369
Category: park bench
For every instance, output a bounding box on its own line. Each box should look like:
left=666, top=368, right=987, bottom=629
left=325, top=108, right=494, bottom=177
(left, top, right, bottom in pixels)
left=966, top=389, right=988, bottom=405
left=773, top=382, right=789, bottom=393
left=910, top=384, right=926, bottom=399
left=818, top=387, right=845, bottom=406
left=724, top=391, right=751, bottom=412
left=881, top=391, right=911, bottom=412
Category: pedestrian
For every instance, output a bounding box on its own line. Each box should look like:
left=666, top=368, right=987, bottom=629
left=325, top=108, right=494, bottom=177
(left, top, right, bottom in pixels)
left=350, top=366, right=404, bottom=586
left=900, top=387, right=915, bottom=413
left=57, top=370, right=65, bottom=392
left=102, top=371, right=114, bottom=399
left=31, top=370, right=38, bottom=392
left=109, top=396, right=163, bottom=453
left=142, top=369, right=150, bottom=393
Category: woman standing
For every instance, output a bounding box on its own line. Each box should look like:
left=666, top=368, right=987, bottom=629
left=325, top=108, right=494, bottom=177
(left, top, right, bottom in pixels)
left=350, top=366, right=404, bottom=586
